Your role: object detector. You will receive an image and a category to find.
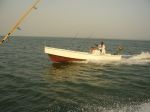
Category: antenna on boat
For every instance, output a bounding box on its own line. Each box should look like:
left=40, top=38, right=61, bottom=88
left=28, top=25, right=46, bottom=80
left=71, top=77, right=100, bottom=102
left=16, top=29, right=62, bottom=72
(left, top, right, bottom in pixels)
left=0, top=0, right=42, bottom=46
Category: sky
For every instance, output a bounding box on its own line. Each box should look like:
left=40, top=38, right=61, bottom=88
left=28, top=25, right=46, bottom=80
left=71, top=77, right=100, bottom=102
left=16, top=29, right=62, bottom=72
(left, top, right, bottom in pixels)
left=0, top=0, right=150, bottom=40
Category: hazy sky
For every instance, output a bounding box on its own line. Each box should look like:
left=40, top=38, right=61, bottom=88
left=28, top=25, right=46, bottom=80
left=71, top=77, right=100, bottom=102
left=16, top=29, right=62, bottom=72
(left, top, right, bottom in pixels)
left=0, top=0, right=150, bottom=40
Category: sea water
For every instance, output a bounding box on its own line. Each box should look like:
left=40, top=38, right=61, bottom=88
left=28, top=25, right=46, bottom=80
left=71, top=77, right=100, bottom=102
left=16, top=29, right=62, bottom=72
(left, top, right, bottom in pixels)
left=0, top=37, right=150, bottom=112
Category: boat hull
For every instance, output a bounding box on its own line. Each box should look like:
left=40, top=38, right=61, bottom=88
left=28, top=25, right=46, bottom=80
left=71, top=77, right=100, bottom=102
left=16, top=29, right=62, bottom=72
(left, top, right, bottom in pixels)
left=48, top=54, right=86, bottom=62
left=45, top=46, right=122, bottom=63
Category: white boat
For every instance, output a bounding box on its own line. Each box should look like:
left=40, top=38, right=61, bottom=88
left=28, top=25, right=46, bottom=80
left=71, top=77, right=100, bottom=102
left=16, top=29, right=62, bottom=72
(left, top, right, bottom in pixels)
left=45, top=46, right=122, bottom=63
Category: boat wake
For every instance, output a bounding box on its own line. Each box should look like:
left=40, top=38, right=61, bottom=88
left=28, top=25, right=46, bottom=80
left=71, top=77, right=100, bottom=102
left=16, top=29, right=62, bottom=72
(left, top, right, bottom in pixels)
left=121, top=52, right=150, bottom=65
left=87, top=52, right=150, bottom=65
left=80, top=101, right=150, bottom=112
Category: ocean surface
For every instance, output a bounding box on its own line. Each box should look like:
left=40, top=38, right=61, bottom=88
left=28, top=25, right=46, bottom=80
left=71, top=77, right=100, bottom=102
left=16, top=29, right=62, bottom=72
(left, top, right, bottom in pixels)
left=0, top=37, right=150, bottom=112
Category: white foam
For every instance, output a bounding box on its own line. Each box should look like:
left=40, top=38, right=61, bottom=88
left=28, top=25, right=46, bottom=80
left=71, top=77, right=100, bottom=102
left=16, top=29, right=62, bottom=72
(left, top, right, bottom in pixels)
left=128, top=52, right=150, bottom=60
left=121, top=52, right=150, bottom=65
left=85, top=52, right=150, bottom=65
left=111, top=102, right=150, bottom=112
left=80, top=102, right=150, bottom=112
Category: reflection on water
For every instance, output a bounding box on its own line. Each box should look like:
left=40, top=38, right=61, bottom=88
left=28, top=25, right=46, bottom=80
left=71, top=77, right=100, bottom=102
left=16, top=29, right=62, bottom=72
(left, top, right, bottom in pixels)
left=43, top=63, right=115, bottom=86
left=41, top=62, right=150, bottom=112
left=44, top=63, right=83, bottom=82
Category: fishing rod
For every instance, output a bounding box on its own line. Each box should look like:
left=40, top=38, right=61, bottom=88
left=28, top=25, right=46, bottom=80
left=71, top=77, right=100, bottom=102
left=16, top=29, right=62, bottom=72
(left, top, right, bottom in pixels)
left=0, top=0, right=42, bottom=45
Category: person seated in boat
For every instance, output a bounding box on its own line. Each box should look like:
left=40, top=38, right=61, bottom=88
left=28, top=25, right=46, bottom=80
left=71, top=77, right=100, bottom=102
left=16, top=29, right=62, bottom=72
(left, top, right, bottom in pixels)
left=98, top=41, right=106, bottom=54
left=90, top=44, right=101, bottom=55
left=90, top=46, right=97, bottom=53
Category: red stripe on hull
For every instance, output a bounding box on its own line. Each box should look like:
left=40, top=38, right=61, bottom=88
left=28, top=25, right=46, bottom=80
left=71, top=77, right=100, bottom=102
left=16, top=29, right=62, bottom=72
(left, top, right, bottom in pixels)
left=48, top=54, right=85, bottom=62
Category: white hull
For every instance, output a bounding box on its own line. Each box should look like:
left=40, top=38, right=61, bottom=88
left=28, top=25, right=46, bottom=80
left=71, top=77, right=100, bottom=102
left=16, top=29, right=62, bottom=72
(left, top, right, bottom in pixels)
left=45, top=46, right=122, bottom=63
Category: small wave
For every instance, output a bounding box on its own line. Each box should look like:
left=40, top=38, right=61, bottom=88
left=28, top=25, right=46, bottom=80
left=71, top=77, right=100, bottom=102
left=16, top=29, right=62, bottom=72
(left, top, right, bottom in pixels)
left=80, top=102, right=150, bottom=112
left=121, top=52, right=150, bottom=65
left=128, top=52, right=150, bottom=60
left=85, top=52, right=150, bottom=65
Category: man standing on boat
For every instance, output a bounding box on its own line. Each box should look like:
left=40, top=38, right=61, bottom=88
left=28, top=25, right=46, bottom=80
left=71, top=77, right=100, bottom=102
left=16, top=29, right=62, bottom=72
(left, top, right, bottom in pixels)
left=98, top=41, right=106, bottom=54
